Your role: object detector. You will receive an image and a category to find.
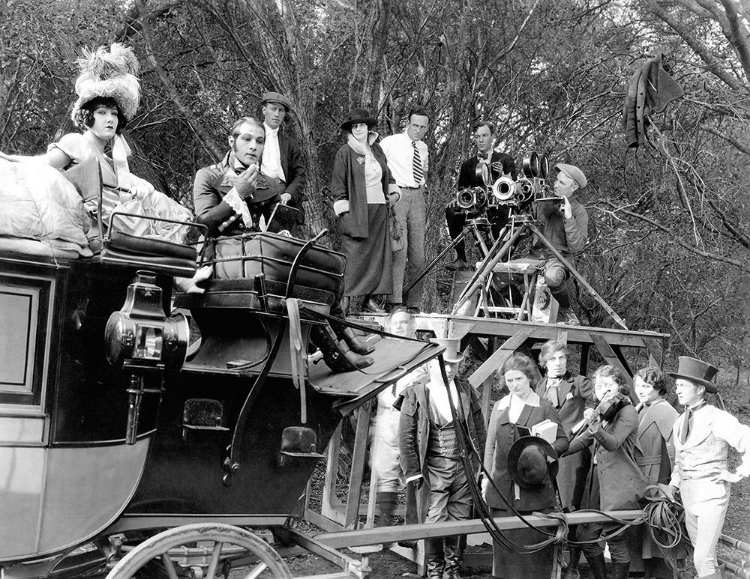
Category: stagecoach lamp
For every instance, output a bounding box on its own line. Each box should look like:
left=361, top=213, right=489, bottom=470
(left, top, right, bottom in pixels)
left=104, top=270, right=189, bottom=371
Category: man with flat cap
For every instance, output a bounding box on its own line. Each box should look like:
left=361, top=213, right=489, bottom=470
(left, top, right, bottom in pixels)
left=530, top=163, right=589, bottom=325
left=659, top=357, right=750, bottom=579
left=261, top=91, right=306, bottom=236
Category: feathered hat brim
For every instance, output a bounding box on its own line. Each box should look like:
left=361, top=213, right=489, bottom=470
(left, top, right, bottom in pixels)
left=71, top=43, right=141, bottom=124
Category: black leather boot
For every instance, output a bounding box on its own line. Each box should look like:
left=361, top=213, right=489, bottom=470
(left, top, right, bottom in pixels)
left=376, top=491, right=397, bottom=527
left=425, top=538, right=445, bottom=579
left=444, top=536, right=464, bottom=579
left=585, top=553, right=608, bottom=579
left=340, top=326, right=374, bottom=355
left=564, top=546, right=581, bottom=579
left=311, top=324, right=373, bottom=373
left=611, top=561, right=629, bottom=579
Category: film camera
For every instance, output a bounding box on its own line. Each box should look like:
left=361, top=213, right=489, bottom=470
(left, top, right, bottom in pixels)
left=453, top=152, right=563, bottom=216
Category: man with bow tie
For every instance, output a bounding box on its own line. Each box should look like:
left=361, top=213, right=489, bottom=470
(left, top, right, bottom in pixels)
left=535, top=339, right=594, bottom=579
left=446, top=121, right=517, bottom=270
left=659, top=356, right=750, bottom=579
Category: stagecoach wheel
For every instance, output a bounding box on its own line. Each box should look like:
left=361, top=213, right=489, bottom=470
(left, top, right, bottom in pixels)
left=105, top=523, right=291, bottom=579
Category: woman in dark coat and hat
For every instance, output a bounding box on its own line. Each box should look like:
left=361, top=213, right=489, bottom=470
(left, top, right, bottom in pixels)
left=330, top=108, right=399, bottom=313
left=483, top=353, right=569, bottom=579
left=564, top=365, right=647, bottom=579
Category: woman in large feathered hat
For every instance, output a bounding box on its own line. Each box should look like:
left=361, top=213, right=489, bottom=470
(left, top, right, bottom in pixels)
left=0, top=43, right=192, bottom=244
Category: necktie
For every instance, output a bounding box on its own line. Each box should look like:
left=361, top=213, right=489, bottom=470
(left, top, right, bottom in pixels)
left=679, top=401, right=706, bottom=444
left=103, top=140, right=113, bottom=159
left=412, top=142, right=424, bottom=186
left=545, top=377, right=562, bottom=406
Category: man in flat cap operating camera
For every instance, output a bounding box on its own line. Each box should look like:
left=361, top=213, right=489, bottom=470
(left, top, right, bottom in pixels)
left=260, top=91, right=307, bottom=236
left=530, top=163, right=589, bottom=326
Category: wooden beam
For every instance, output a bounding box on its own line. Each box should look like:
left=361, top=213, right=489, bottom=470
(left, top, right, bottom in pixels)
left=469, top=327, right=535, bottom=390
left=321, top=422, right=342, bottom=522
left=643, top=336, right=664, bottom=367
left=344, top=402, right=373, bottom=529
left=315, top=511, right=643, bottom=548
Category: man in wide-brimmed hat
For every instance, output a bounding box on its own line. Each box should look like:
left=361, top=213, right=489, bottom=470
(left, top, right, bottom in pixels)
left=398, top=338, right=486, bottom=579
left=660, top=356, right=750, bottom=579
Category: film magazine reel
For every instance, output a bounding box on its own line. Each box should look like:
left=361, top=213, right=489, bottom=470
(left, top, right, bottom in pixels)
left=455, top=151, right=558, bottom=213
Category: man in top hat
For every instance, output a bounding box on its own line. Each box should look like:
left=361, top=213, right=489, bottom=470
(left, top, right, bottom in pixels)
left=660, top=356, right=750, bottom=579
left=398, top=338, right=486, bottom=579
left=260, top=91, right=306, bottom=236
left=529, top=163, right=589, bottom=326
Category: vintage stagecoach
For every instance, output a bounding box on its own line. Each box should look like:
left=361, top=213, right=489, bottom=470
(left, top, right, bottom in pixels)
left=0, top=206, right=439, bottom=578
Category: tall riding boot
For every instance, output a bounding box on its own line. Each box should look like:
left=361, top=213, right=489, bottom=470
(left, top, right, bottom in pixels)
left=340, top=326, right=375, bottom=355
left=425, top=538, right=445, bottom=579
left=611, top=560, right=630, bottom=579
left=564, top=546, right=582, bottom=579
left=376, top=491, right=397, bottom=527
left=310, top=323, right=373, bottom=373
left=584, top=553, right=608, bottom=579
left=444, top=535, right=464, bottom=579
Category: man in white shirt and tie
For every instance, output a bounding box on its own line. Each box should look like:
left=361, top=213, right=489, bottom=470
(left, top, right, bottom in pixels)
left=260, top=91, right=307, bottom=236
left=380, top=109, right=430, bottom=313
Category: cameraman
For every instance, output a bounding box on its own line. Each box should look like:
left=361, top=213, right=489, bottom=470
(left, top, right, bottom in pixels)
left=530, top=164, right=588, bottom=325
left=446, top=122, right=517, bottom=270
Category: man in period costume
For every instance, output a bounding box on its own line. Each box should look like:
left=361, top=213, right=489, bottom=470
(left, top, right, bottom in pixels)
left=660, top=357, right=750, bottom=579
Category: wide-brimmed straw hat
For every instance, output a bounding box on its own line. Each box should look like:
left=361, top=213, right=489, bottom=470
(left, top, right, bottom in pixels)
left=668, top=356, right=719, bottom=393
left=508, top=436, right=559, bottom=489
left=340, top=108, right=377, bottom=131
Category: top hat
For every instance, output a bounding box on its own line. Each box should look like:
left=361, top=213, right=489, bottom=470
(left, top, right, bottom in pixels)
left=507, top=435, right=559, bottom=489
left=555, top=163, right=587, bottom=189
left=430, top=337, right=464, bottom=364
left=261, top=91, right=292, bottom=112
left=668, top=356, right=719, bottom=393
left=340, top=108, right=377, bottom=131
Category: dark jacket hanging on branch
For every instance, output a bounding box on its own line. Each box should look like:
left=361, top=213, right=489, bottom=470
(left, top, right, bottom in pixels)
left=622, top=53, right=683, bottom=149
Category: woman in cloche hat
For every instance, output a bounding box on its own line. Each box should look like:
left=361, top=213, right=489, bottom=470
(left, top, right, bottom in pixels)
left=329, top=107, right=400, bottom=314
left=659, top=356, right=750, bottom=579
left=482, top=353, right=569, bottom=579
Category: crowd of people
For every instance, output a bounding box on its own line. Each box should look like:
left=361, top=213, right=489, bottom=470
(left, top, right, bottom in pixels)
left=1, top=43, right=749, bottom=579
left=370, top=308, right=750, bottom=579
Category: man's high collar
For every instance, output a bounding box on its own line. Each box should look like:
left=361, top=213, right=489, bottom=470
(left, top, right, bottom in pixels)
left=221, top=150, right=248, bottom=172
left=264, top=122, right=280, bottom=137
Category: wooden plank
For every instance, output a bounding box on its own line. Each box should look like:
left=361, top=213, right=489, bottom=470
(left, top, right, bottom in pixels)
left=643, top=336, right=664, bottom=367
left=446, top=320, right=476, bottom=341
left=469, top=327, right=535, bottom=389
left=580, top=343, right=591, bottom=376
left=315, top=510, right=644, bottom=548
left=344, top=402, right=373, bottom=529
left=321, top=422, right=342, bottom=521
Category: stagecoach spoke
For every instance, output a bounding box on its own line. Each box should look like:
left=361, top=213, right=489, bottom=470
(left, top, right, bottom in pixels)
left=161, top=552, right=181, bottom=579
left=243, top=562, right=269, bottom=579
left=204, top=541, right=224, bottom=579
left=105, top=524, right=291, bottom=579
